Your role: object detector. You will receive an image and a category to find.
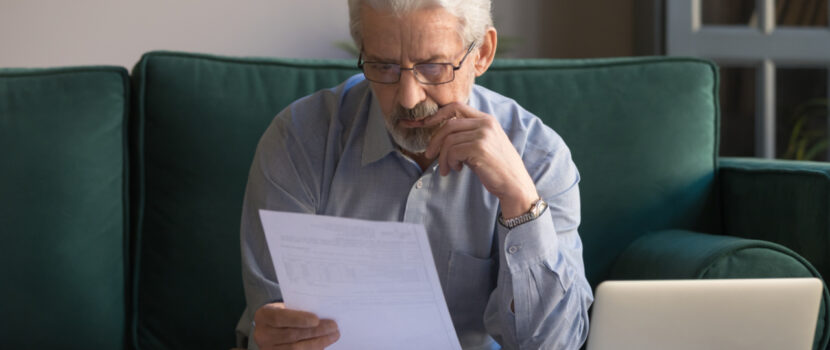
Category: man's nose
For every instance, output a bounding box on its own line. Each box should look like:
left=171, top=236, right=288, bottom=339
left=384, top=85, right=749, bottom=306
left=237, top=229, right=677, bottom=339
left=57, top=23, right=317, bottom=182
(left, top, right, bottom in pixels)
left=397, top=69, right=426, bottom=110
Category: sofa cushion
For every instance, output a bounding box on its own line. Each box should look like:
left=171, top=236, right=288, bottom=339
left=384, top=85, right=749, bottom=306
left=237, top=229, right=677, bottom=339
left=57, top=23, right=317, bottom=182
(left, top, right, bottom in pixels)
left=130, top=52, right=359, bottom=349
left=479, top=57, right=721, bottom=286
left=0, top=67, right=129, bottom=348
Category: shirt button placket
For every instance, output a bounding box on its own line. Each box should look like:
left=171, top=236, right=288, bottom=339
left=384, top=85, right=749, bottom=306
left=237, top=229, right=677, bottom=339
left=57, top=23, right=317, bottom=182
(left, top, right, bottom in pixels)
left=404, top=175, right=429, bottom=224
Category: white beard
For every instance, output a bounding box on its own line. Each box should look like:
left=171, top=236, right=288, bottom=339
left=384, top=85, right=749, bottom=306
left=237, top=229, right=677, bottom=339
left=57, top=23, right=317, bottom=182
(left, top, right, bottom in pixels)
left=384, top=100, right=440, bottom=153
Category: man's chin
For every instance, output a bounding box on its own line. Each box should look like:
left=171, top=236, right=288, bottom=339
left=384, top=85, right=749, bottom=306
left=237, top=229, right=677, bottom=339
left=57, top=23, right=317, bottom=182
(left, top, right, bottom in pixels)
left=391, top=129, right=431, bottom=154
left=395, top=139, right=429, bottom=154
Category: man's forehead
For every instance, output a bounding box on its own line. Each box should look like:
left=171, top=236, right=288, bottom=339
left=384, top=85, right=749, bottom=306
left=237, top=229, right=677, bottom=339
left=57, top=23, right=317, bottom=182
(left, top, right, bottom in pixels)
left=362, top=39, right=459, bottom=62
left=360, top=5, right=464, bottom=61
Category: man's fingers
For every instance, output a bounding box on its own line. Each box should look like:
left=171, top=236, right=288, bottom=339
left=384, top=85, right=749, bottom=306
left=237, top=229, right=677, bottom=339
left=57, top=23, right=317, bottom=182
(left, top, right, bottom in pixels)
left=425, top=118, right=480, bottom=158
left=256, top=318, right=338, bottom=348
left=270, top=319, right=339, bottom=344
left=421, top=103, right=462, bottom=127
left=437, top=130, right=480, bottom=176
left=273, top=330, right=341, bottom=350
left=271, top=309, right=320, bottom=328
left=257, top=303, right=320, bottom=328
left=422, top=102, right=483, bottom=127
left=440, top=141, right=477, bottom=176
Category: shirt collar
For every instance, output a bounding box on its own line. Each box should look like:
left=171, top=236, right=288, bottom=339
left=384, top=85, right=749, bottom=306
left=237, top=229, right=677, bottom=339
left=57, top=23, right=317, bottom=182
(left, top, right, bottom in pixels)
left=362, top=92, right=397, bottom=166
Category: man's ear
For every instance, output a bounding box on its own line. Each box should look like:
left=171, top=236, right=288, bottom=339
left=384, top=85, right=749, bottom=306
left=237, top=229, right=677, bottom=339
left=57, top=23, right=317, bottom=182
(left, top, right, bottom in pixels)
left=473, top=27, right=498, bottom=77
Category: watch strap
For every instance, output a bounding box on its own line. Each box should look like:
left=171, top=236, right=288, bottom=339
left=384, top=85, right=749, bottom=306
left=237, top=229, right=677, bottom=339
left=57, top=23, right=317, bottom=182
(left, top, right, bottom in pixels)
left=498, top=197, right=548, bottom=229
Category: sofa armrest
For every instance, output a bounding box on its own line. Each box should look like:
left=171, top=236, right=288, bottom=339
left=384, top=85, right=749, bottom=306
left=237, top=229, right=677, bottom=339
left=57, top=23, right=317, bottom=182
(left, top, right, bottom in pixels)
left=608, top=229, right=829, bottom=350
left=719, top=157, right=830, bottom=281
left=609, top=229, right=822, bottom=280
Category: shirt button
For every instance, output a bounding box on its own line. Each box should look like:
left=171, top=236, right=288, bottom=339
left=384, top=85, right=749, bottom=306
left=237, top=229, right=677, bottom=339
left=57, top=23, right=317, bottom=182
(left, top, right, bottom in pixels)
left=415, top=179, right=423, bottom=189
left=508, top=246, right=519, bottom=254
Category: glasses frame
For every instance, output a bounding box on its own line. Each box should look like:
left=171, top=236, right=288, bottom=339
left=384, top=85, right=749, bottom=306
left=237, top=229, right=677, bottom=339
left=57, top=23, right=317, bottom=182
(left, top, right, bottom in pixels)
left=357, top=42, right=477, bottom=85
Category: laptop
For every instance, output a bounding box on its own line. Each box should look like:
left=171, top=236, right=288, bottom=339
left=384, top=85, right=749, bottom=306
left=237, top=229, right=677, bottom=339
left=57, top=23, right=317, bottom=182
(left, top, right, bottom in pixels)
left=586, top=278, right=823, bottom=350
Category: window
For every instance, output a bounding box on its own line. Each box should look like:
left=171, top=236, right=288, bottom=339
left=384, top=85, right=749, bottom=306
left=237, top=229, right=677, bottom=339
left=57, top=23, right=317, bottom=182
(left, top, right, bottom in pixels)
left=667, top=0, right=830, bottom=160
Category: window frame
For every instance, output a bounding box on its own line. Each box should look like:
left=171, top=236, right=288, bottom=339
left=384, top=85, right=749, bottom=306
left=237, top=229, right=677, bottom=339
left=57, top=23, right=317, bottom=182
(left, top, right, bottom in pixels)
left=667, top=0, right=830, bottom=158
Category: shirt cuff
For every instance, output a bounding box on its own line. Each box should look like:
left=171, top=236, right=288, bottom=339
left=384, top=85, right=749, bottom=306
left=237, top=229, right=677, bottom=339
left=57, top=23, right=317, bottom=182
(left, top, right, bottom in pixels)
left=497, top=209, right=558, bottom=274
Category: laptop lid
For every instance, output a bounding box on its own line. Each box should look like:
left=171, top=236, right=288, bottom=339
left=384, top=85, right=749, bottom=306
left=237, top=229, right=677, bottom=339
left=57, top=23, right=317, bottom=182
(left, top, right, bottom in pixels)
left=586, top=278, right=823, bottom=350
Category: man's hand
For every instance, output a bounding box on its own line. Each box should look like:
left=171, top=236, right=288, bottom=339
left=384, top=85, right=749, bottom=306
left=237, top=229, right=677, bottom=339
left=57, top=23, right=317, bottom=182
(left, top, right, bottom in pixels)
left=253, top=302, right=340, bottom=350
left=421, top=102, right=538, bottom=218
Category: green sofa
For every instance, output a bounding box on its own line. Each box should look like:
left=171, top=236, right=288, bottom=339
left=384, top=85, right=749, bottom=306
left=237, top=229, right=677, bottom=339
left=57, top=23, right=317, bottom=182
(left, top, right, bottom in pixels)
left=2, top=52, right=829, bottom=349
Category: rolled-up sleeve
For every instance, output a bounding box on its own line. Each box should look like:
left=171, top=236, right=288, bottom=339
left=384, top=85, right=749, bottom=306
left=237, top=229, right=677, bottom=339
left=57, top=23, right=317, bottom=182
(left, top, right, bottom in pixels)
left=483, top=133, right=593, bottom=349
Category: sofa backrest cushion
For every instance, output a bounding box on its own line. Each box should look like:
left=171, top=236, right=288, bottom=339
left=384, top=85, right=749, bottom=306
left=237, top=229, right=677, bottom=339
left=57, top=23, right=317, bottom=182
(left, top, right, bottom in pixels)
left=0, top=67, right=129, bottom=348
left=130, top=52, right=359, bottom=349
left=131, top=52, right=720, bottom=349
left=479, top=57, right=721, bottom=287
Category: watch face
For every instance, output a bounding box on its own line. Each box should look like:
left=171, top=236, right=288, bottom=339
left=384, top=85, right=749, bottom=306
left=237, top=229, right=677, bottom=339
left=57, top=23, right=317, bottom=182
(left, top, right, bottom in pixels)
left=501, top=199, right=547, bottom=229
left=532, top=199, right=548, bottom=216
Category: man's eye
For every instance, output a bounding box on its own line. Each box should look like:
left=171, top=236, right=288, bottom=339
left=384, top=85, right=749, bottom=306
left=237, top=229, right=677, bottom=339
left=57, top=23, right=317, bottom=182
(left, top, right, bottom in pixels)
left=369, top=63, right=397, bottom=72
left=417, top=64, right=445, bottom=76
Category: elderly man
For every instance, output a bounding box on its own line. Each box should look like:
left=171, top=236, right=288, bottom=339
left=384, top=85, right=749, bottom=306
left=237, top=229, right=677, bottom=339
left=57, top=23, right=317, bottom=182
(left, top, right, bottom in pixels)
left=237, top=0, right=593, bottom=349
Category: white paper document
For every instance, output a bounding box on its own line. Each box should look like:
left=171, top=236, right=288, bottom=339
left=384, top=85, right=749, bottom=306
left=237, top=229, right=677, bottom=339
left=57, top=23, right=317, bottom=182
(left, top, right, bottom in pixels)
left=259, top=210, right=462, bottom=350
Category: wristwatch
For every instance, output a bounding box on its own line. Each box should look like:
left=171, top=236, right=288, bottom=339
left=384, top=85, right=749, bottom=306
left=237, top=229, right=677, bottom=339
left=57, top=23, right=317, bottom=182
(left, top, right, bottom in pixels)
left=499, top=197, right=548, bottom=229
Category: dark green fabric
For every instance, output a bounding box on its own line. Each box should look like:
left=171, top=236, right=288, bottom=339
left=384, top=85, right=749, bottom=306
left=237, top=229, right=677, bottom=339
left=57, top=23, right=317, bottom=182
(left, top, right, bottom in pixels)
left=720, top=157, right=830, bottom=286
left=480, top=57, right=722, bottom=286
left=130, top=53, right=724, bottom=348
left=3, top=54, right=824, bottom=350
left=130, top=52, right=360, bottom=350
left=0, top=67, right=129, bottom=348
left=610, top=229, right=830, bottom=350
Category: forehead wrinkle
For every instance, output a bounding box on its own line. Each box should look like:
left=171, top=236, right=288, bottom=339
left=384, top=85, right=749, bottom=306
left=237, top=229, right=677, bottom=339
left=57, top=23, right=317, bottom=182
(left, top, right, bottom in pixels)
left=403, top=9, right=461, bottom=62
left=362, top=6, right=464, bottom=64
left=368, top=27, right=404, bottom=62
left=361, top=6, right=403, bottom=62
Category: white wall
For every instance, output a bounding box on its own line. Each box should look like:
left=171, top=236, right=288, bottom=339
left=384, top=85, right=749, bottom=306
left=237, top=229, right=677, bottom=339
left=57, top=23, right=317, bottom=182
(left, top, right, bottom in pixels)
left=0, top=0, right=354, bottom=69
left=0, top=0, right=639, bottom=69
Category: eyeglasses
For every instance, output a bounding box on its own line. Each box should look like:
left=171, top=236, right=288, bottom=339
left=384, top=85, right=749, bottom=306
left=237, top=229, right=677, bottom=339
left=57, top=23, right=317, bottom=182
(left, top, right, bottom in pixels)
left=358, top=42, right=476, bottom=85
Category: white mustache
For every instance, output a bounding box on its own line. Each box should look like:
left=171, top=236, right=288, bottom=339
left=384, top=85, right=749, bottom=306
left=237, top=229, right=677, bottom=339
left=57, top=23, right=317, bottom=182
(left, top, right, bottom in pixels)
left=393, top=102, right=439, bottom=122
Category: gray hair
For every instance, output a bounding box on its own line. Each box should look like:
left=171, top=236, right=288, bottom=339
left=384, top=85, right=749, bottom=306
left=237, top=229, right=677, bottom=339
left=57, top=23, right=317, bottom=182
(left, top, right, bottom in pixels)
left=348, top=0, right=493, bottom=49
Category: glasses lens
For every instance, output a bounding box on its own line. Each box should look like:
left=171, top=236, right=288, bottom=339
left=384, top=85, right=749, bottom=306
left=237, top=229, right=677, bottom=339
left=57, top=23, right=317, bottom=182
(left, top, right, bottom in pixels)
left=415, top=64, right=452, bottom=84
left=364, top=63, right=400, bottom=83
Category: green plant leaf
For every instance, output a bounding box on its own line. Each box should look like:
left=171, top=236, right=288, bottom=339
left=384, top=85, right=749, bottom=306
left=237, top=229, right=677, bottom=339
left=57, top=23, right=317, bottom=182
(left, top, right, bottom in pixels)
left=804, top=139, right=829, bottom=161
left=787, top=97, right=828, bottom=121
left=785, top=115, right=807, bottom=158
left=783, top=97, right=828, bottom=160
left=796, top=138, right=809, bottom=160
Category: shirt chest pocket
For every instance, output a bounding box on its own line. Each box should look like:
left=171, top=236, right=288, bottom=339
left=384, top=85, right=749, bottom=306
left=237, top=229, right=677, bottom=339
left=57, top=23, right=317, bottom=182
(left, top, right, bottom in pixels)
left=446, top=250, right=496, bottom=331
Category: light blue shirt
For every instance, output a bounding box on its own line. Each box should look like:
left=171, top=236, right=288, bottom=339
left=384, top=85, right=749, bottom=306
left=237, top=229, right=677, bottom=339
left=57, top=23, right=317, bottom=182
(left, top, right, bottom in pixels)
left=237, top=74, right=593, bottom=350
